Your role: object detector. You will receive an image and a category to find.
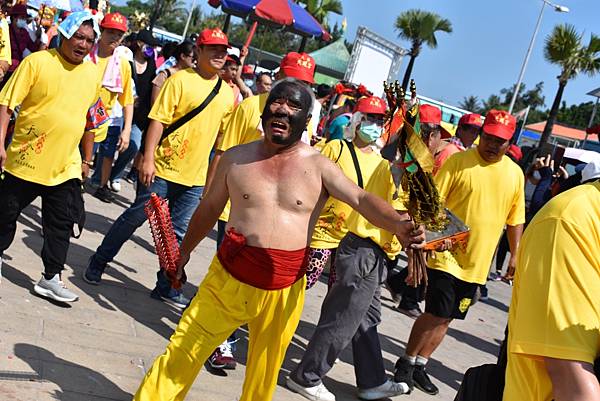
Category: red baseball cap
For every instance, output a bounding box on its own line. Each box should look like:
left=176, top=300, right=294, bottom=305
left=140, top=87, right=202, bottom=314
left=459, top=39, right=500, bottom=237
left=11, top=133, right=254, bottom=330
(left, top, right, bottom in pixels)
left=241, top=65, right=255, bottom=75
left=196, top=28, right=231, bottom=48
left=482, top=109, right=516, bottom=140
left=355, top=96, right=386, bottom=115
left=100, top=12, right=128, bottom=33
left=458, top=113, right=483, bottom=127
left=420, top=104, right=452, bottom=139
left=507, top=144, right=523, bottom=161
left=280, top=52, right=315, bottom=84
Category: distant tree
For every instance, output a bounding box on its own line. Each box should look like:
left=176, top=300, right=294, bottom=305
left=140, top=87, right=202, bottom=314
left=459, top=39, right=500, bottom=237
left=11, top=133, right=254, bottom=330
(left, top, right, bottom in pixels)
left=481, top=94, right=503, bottom=114
left=458, top=95, right=481, bottom=113
left=555, top=100, right=600, bottom=129
left=394, top=9, right=452, bottom=91
left=500, top=81, right=545, bottom=113
left=540, top=24, right=600, bottom=149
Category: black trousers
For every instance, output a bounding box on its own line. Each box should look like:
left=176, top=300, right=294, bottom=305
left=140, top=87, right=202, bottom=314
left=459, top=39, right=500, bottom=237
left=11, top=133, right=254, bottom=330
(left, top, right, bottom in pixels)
left=0, top=173, right=84, bottom=277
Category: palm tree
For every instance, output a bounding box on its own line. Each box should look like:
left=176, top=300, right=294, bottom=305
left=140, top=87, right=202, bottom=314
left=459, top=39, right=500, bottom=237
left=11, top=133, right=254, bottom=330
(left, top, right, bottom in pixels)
left=459, top=95, right=481, bottom=113
left=299, top=0, right=343, bottom=30
left=394, top=9, right=452, bottom=91
left=540, top=24, right=600, bottom=149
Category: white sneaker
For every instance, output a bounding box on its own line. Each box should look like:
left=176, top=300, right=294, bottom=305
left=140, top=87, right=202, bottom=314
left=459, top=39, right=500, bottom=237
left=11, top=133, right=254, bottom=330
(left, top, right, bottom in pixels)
left=286, top=376, right=336, bottom=401
left=358, top=379, right=410, bottom=400
left=34, top=274, right=78, bottom=302
left=109, top=181, right=121, bottom=192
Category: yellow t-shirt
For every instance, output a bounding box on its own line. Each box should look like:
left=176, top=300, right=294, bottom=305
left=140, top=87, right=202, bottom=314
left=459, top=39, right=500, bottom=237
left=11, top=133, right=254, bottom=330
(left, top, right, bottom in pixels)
left=503, top=181, right=600, bottom=401
left=0, top=49, right=101, bottom=186
left=149, top=69, right=234, bottom=187
left=0, top=18, right=11, bottom=64
left=345, top=159, right=405, bottom=259
left=216, top=93, right=267, bottom=221
left=91, top=55, right=134, bottom=143
left=428, top=149, right=525, bottom=284
left=311, top=140, right=383, bottom=249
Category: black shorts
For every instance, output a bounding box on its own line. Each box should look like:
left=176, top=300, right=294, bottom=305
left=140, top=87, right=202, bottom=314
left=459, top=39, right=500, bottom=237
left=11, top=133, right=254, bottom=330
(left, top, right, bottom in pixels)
left=425, top=268, right=478, bottom=320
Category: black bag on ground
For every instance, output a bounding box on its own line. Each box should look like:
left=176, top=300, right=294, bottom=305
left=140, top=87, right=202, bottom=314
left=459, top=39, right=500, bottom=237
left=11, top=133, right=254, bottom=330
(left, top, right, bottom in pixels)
left=453, top=364, right=504, bottom=401
left=454, top=327, right=508, bottom=401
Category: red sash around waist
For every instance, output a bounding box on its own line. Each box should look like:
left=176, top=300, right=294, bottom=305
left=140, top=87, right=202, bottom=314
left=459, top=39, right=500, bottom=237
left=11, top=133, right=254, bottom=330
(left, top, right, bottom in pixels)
left=217, top=228, right=309, bottom=290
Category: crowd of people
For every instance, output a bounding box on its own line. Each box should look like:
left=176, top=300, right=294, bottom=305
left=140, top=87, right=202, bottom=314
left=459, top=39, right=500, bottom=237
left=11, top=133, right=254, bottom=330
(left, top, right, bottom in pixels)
left=0, top=5, right=598, bottom=401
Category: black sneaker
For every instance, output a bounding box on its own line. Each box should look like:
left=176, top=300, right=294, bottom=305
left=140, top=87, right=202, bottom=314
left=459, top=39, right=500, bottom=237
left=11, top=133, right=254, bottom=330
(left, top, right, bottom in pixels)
left=413, top=364, right=439, bottom=395
left=93, top=186, right=114, bottom=203
left=394, top=358, right=414, bottom=391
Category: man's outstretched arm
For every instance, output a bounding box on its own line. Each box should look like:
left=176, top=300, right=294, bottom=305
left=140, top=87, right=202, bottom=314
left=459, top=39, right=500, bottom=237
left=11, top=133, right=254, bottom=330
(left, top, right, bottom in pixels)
left=320, top=157, right=425, bottom=249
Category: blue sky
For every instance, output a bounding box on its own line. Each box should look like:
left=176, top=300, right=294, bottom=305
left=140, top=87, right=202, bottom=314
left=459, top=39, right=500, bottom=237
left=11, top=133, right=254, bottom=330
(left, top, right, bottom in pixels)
left=197, top=0, right=600, bottom=109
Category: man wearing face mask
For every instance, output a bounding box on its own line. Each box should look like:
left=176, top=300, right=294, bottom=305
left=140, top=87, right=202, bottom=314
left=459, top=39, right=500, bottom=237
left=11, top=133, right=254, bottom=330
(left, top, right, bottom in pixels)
left=394, top=110, right=525, bottom=396
left=287, top=105, right=426, bottom=401
left=83, top=28, right=234, bottom=308
left=306, top=96, right=386, bottom=290
left=7, top=4, right=41, bottom=79
left=131, top=29, right=158, bottom=141
left=133, top=78, right=426, bottom=401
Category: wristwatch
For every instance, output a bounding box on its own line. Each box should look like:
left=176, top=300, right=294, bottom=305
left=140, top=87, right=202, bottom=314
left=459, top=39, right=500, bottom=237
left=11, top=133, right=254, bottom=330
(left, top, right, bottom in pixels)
left=82, top=160, right=94, bottom=167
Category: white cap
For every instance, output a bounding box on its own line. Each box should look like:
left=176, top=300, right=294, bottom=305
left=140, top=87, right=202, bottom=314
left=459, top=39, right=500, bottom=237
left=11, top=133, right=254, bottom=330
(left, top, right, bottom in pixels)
left=581, top=159, right=600, bottom=183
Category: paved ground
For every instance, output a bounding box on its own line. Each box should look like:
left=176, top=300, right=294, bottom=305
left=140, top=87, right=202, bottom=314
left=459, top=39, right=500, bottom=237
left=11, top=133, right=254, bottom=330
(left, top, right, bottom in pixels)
left=0, top=179, right=513, bottom=401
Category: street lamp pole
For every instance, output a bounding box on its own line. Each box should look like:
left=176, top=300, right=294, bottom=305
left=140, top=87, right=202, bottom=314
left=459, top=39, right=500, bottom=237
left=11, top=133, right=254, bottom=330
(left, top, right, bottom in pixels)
left=507, top=0, right=569, bottom=115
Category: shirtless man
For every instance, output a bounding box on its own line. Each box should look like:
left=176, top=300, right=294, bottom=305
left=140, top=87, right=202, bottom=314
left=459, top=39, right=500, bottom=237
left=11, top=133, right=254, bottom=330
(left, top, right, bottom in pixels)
left=133, top=79, right=426, bottom=401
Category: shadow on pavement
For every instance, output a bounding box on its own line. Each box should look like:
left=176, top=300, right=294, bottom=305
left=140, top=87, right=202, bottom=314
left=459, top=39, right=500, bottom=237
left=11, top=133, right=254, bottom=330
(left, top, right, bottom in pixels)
left=10, top=343, right=132, bottom=400
left=15, top=206, right=198, bottom=342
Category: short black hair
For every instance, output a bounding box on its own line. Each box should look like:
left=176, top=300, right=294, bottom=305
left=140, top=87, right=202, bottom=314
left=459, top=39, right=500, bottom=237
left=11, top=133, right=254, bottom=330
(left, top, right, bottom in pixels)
left=316, top=83, right=332, bottom=99
left=256, top=72, right=272, bottom=82
left=174, top=40, right=195, bottom=60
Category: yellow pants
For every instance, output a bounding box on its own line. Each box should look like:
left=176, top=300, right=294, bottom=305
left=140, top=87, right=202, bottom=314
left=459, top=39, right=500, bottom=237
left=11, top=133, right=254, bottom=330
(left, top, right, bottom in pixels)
left=134, top=255, right=306, bottom=401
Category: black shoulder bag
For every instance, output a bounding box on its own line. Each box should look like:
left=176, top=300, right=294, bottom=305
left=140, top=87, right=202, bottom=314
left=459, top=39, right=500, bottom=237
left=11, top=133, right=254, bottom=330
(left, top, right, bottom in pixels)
left=158, top=78, right=222, bottom=145
left=342, top=139, right=364, bottom=188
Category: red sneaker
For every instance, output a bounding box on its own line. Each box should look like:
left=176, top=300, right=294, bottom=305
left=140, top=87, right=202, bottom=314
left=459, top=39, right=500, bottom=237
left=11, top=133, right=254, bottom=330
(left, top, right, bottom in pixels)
left=207, top=341, right=236, bottom=370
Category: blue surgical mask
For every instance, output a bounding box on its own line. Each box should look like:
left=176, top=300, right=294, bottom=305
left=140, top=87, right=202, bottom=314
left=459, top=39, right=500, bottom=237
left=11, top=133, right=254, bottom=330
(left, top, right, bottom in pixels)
left=15, top=19, right=27, bottom=29
left=143, top=45, right=155, bottom=59
left=357, top=121, right=382, bottom=143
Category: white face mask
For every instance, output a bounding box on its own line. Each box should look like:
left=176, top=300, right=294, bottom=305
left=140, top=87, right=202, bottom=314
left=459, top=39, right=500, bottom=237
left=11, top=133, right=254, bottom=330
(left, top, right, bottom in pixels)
left=16, top=19, right=28, bottom=29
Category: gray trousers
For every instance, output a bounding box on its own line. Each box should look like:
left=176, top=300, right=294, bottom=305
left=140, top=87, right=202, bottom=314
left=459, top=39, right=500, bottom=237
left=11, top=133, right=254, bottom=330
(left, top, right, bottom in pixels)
left=290, top=233, right=388, bottom=390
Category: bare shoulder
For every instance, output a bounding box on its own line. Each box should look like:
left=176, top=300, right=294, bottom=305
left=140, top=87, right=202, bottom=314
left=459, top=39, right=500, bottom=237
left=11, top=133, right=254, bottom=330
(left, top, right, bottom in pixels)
left=222, top=140, right=262, bottom=163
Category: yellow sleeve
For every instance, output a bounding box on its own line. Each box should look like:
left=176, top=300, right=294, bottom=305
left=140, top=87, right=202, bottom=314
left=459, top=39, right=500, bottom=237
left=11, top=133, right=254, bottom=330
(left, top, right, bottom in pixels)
left=510, top=217, right=600, bottom=364
left=0, top=55, right=35, bottom=110
left=506, top=168, right=526, bottom=226
left=117, top=60, right=134, bottom=106
left=0, top=20, right=11, bottom=63
left=433, top=154, right=457, bottom=203
left=218, top=101, right=250, bottom=151
left=320, top=139, right=343, bottom=162
left=148, top=76, right=181, bottom=125
left=384, top=163, right=405, bottom=211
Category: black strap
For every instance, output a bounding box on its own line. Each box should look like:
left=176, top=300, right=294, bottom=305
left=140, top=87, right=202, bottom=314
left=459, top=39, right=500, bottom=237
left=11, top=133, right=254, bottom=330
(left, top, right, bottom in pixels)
left=342, top=140, right=364, bottom=188
left=159, top=78, right=222, bottom=144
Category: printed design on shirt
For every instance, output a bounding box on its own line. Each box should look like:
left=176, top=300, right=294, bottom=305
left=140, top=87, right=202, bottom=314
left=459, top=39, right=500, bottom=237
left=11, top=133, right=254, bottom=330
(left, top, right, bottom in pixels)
left=458, top=297, right=472, bottom=313
left=314, top=203, right=346, bottom=237
left=16, top=125, right=46, bottom=170
left=383, top=237, right=400, bottom=255
left=160, top=132, right=190, bottom=172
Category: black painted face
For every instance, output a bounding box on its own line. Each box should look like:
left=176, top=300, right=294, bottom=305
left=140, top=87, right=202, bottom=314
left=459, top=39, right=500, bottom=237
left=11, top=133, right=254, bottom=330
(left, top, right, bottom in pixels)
left=261, top=81, right=312, bottom=146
